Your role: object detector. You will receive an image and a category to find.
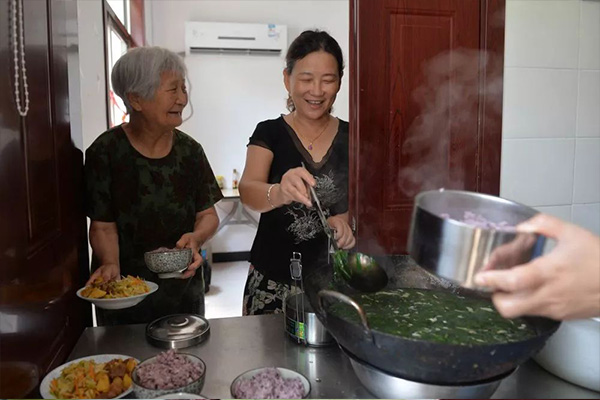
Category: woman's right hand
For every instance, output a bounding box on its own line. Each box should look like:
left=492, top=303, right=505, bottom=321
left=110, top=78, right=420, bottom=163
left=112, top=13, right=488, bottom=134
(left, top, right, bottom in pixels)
left=278, top=167, right=315, bottom=208
left=86, top=263, right=120, bottom=286
left=475, top=214, right=600, bottom=320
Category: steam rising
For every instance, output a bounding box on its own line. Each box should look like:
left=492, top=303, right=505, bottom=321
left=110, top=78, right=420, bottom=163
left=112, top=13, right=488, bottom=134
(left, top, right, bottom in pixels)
left=396, top=49, right=504, bottom=197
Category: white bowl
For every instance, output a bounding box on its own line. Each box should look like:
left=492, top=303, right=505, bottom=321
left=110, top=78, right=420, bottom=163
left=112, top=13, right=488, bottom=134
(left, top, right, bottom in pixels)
left=40, top=354, right=139, bottom=399
left=534, top=317, right=600, bottom=391
left=230, top=367, right=310, bottom=399
left=159, top=393, right=207, bottom=399
left=76, top=281, right=158, bottom=310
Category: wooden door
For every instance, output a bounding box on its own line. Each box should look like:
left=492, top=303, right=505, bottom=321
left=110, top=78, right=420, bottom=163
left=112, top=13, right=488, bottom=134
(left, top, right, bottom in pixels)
left=0, top=0, right=90, bottom=397
left=349, top=0, right=505, bottom=254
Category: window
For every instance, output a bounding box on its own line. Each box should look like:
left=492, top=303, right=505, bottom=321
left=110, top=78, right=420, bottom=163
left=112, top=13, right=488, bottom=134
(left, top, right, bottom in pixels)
left=107, top=26, right=129, bottom=126
left=103, top=0, right=145, bottom=127
left=106, top=0, right=130, bottom=31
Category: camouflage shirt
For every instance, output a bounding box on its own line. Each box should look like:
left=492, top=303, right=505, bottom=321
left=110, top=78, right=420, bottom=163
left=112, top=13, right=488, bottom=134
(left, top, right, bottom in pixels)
left=84, top=125, right=223, bottom=324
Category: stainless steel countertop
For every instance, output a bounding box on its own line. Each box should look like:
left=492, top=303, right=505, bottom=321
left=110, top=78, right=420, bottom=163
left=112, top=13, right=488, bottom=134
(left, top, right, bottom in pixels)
left=68, top=314, right=600, bottom=399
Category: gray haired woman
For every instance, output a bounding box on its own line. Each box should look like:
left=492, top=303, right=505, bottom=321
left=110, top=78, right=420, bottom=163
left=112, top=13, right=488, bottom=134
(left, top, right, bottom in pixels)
left=84, top=46, right=223, bottom=325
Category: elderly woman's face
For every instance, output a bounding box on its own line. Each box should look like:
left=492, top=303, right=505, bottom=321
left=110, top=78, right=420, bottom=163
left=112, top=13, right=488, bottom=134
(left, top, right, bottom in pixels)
left=137, top=71, right=187, bottom=129
left=284, top=50, right=340, bottom=120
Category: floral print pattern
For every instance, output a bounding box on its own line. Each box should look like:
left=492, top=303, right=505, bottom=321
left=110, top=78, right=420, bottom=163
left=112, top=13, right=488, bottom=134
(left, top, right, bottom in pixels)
left=243, top=266, right=303, bottom=315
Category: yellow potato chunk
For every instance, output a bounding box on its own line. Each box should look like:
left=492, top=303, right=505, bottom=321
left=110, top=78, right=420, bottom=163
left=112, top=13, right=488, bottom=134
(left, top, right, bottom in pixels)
left=96, top=372, right=110, bottom=393
left=126, top=358, right=137, bottom=373
left=123, top=374, right=132, bottom=389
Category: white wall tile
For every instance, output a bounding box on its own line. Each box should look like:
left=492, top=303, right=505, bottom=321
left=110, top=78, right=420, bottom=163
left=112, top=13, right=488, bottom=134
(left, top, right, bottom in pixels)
left=505, top=0, right=580, bottom=69
left=500, top=139, right=575, bottom=206
left=579, top=0, right=600, bottom=70
left=535, top=205, right=572, bottom=222
left=577, top=71, right=600, bottom=137
left=503, top=68, right=578, bottom=138
left=572, top=203, right=600, bottom=235
left=536, top=205, right=573, bottom=253
left=573, top=138, right=600, bottom=203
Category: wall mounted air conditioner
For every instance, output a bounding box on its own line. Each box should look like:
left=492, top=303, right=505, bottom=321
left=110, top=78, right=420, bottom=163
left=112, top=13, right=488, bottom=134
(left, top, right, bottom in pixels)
left=185, top=22, right=287, bottom=56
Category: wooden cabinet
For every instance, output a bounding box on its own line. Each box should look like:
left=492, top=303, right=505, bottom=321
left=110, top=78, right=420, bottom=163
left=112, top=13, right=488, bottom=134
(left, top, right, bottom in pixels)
left=349, top=0, right=505, bottom=254
left=0, top=0, right=90, bottom=397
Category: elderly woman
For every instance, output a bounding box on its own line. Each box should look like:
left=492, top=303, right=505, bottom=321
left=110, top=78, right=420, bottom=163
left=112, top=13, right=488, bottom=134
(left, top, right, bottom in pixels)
left=84, top=47, right=222, bottom=325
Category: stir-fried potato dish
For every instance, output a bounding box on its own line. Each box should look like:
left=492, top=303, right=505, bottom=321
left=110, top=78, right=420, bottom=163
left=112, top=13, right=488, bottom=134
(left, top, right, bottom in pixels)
left=81, top=275, right=150, bottom=299
left=50, top=357, right=137, bottom=399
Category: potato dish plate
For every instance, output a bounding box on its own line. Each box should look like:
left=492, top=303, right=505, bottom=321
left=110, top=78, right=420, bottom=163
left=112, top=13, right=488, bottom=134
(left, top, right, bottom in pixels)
left=40, top=354, right=139, bottom=399
left=77, top=281, right=158, bottom=310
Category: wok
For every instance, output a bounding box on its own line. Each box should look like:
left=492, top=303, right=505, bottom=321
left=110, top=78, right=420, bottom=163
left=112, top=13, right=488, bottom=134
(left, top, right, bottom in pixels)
left=304, top=255, right=560, bottom=384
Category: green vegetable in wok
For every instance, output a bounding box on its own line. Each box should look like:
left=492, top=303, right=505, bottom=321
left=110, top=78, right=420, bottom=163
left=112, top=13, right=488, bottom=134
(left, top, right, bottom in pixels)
left=329, top=288, right=537, bottom=345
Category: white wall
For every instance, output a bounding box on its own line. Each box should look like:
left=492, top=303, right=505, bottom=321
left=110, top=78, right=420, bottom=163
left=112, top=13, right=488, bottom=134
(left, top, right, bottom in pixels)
left=501, top=0, right=600, bottom=235
left=73, top=0, right=109, bottom=151
left=147, top=0, right=350, bottom=253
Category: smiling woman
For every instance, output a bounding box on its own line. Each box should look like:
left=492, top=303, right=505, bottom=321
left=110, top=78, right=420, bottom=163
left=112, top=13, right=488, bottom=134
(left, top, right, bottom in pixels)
left=238, top=31, right=355, bottom=315
left=84, top=47, right=223, bottom=325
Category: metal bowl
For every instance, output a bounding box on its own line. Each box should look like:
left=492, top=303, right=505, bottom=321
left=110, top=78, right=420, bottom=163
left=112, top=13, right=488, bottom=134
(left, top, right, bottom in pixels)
left=407, top=189, right=546, bottom=289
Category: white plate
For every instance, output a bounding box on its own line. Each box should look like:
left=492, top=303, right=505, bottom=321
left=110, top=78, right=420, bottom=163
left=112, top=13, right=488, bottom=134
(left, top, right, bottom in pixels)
left=157, top=271, right=185, bottom=279
left=76, top=281, right=158, bottom=310
left=40, top=354, right=139, bottom=399
left=230, top=367, right=310, bottom=399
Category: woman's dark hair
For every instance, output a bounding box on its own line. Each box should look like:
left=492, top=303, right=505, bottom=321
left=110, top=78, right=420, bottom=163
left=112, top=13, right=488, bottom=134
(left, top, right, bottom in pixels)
left=285, top=30, right=344, bottom=112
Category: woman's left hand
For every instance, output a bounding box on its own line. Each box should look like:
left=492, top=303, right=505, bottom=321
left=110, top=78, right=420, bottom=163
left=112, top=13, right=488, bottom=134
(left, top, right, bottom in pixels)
left=176, top=232, right=203, bottom=279
left=327, top=215, right=356, bottom=249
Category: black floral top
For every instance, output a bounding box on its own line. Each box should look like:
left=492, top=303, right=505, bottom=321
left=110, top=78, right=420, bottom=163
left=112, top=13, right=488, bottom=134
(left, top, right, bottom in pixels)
left=84, top=125, right=223, bottom=324
left=248, top=116, right=349, bottom=283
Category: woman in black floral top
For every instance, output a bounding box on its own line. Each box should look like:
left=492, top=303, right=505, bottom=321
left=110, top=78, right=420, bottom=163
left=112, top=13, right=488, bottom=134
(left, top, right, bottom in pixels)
left=239, top=31, right=355, bottom=315
left=85, top=47, right=222, bottom=325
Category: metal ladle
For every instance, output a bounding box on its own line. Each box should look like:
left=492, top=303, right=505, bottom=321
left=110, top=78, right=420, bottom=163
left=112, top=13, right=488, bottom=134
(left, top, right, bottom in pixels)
left=340, top=250, right=388, bottom=292
left=303, top=166, right=388, bottom=292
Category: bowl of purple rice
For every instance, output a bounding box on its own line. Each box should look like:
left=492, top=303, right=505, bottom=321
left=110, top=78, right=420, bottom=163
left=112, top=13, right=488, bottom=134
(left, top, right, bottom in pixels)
left=408, top=189, right=547, bottom=289
left=230, top=367, right=310, bottom=399
left=132, top=350, right=206, bottom=399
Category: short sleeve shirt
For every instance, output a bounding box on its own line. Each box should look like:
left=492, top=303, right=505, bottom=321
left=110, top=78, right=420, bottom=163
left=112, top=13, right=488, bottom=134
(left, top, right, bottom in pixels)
left=84, top=126, right=223, bottom=324
left=85, top=126, right=223, bottom=274
left=248, top=116, right=349, bottom=282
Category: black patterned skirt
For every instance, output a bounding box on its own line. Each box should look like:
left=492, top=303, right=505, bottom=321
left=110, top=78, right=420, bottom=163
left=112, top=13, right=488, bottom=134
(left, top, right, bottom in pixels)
left=242, top=265, right=302, bottom=315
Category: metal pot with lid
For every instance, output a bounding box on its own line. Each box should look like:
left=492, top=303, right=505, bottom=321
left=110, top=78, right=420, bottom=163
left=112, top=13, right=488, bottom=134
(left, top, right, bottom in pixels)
left=146, top=314, right=210, bottom=349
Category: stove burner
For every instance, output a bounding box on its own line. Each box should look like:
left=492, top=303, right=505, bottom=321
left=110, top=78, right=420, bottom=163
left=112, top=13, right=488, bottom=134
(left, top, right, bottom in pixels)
left=341, top=346, right=512, bottom=399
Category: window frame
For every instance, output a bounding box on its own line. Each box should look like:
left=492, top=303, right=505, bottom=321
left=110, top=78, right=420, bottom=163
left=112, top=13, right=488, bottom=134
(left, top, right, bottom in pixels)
left=102, top=0, right=145, bottom=127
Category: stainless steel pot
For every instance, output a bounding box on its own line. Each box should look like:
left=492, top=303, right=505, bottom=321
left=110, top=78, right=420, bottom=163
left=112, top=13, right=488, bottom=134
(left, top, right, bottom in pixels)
left=341, top=346, right=509, bottom=399
left=407, top=189, right=546, bottom=288
left=285, top=293, right=333, bottom=347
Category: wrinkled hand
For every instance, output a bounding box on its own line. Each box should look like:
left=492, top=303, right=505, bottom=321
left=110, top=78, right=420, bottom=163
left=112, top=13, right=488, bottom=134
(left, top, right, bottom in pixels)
left=474, top=214, right=600, bottom=320
left=279, top=167, right=315, bottom=208
left=327, top=215, right=356, bottom=249
left=176, top=233, right=203, bottom=279
left=86, top=263, right=120, bottom=286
